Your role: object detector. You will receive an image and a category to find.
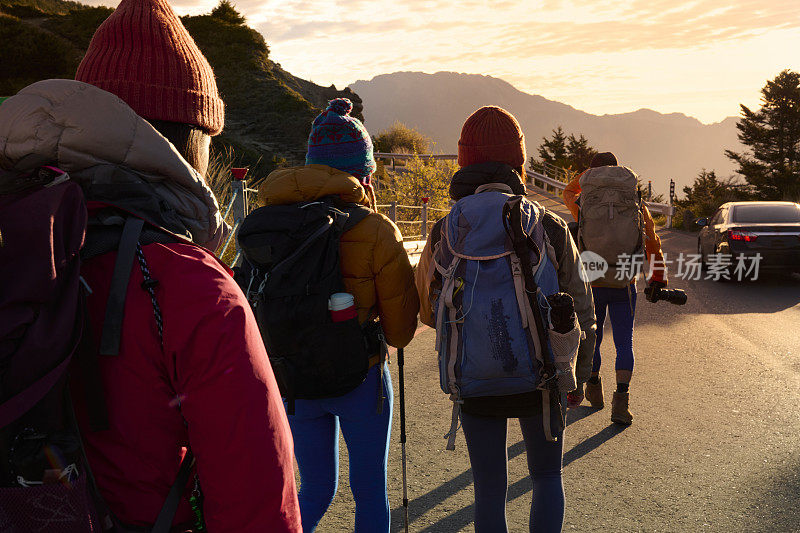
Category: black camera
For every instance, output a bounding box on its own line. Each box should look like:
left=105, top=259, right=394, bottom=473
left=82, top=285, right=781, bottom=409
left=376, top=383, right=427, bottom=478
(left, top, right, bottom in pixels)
left=644, top=285, right=687, bottom=305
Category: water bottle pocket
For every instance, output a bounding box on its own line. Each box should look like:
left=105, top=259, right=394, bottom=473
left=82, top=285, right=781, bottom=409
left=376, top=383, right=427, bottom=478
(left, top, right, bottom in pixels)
left=548, top=319, right=581, bottom=394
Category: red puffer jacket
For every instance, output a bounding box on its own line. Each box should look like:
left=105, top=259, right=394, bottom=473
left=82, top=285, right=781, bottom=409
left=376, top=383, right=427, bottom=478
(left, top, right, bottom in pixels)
left=71, top=212, right=301, bottom=532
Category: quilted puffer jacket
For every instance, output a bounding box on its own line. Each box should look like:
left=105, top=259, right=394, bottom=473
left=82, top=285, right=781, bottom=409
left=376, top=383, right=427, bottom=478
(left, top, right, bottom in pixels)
left=0, top=80, right=301, bottom=532
left=258, top=164, right=419, bottom=348
left=0, top=79, right=225, bottom=249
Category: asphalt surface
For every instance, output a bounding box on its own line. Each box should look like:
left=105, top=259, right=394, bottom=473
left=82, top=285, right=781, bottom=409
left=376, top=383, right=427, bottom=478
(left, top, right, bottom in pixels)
left=312, top=188, right=800, bottom=532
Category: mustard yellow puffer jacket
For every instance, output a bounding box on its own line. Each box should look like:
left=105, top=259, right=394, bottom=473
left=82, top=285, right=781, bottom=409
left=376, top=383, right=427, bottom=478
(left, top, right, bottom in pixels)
left=257, top=164, right=419, bottom=348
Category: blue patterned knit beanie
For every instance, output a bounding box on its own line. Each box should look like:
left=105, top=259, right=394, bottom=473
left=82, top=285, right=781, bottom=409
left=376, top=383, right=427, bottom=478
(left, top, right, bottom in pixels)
left=306, top=98, right=376, bottom=183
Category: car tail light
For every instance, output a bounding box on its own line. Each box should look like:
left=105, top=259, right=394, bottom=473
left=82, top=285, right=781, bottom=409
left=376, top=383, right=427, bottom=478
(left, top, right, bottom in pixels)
left=728, top=230, right=758, bottom=242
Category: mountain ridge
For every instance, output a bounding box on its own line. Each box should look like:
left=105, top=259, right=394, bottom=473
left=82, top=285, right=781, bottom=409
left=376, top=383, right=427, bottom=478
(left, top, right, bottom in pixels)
left=350, top=71, right=742, bottom=192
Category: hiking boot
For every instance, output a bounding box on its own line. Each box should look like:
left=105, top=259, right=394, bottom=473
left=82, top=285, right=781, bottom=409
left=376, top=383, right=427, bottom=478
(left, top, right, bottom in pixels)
left=584, top=378, right=605, bottom=409
left=611, top=391, right=633, bottom=425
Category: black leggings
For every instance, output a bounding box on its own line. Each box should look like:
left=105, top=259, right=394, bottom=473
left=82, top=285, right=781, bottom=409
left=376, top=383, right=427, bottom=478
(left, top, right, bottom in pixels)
left=461, top=412, right=565, bottom=532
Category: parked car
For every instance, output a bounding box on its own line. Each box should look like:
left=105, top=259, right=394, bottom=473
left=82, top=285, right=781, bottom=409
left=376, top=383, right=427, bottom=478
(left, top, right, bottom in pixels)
left=697, top=201, right=800, bottom=278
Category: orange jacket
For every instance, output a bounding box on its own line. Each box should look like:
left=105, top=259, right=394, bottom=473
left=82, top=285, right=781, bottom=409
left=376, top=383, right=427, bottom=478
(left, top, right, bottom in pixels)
left=563, top=173, right=667, bottom=284
left=258, top=165, right=419, bottom=348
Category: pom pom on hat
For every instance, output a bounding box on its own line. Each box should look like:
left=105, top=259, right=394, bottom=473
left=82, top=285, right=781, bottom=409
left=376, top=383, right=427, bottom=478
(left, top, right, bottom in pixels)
left=327, top=98, right=354, bottom=116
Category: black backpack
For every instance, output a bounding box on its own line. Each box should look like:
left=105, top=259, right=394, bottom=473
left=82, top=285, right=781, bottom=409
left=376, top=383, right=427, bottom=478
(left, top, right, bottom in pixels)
left=236, top=197, right=381, bottom=412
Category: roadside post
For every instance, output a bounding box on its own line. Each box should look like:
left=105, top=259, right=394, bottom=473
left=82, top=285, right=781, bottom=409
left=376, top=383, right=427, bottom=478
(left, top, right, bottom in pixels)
left=421, top=197, right=429, bottom=239
left=668, top=179, right=675, bottom=228
left=217, top=167, right=249, bottom=265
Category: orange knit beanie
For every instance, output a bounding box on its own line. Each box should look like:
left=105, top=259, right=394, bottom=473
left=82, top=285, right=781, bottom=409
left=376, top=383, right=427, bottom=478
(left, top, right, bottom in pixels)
left=76, top=0, right=224, bottom=135
left=458, top=106, right=526, bottom=169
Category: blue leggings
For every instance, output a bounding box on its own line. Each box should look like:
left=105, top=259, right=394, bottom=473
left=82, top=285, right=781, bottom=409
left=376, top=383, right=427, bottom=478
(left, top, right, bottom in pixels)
left=591, top=286, right=637, bottom=373
left=461, top=411, right=565, bottom=533
left=288, top=362, right=393, bottom=533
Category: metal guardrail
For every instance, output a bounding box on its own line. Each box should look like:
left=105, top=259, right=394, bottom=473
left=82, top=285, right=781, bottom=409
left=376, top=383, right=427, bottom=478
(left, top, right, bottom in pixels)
left=525, top=168, right=675, bottom=226
left=377, top=151, right=675, bottom=224
left=528, top=160, right=574, bottom=184
left=217, top=154, right=674, bottom=266
left=217, top=169, right=428, bottom=267
left=375, top=152, right=458, bottom=161
left=404, top=240, right=426, bottom=268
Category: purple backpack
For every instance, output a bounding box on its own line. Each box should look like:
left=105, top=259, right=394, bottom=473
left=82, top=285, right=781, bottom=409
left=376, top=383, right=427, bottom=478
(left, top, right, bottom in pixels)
left=0, top=167, right=195, bottom=532
left=0, top=168, right=103, bottom=530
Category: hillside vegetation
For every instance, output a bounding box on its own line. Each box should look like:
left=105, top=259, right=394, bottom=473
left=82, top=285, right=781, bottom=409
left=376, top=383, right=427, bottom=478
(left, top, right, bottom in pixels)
left=0, top=0, right=363, bottom=177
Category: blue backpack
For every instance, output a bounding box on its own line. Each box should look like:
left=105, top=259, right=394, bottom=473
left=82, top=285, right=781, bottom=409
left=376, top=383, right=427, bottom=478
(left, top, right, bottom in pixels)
left=431, top=189, right=579, bottom=448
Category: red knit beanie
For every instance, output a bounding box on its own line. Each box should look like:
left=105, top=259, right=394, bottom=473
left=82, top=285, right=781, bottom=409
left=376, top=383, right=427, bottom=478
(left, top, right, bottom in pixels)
left=458, top=106, right=526, bottom=169
left=76, top=0, right=224, bottom=135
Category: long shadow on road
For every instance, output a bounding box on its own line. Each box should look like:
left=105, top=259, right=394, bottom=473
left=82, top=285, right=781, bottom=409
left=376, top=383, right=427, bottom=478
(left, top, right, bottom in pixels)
left=392, top=422, right=626, bottom=532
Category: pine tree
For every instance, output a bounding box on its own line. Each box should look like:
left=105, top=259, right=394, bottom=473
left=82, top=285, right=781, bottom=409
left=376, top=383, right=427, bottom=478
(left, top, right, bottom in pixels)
left=534, top=127, right=597, bottom=172
left=537, top=126, right=570, bottom=168
left=211, top=0, right=246, bottom=25
left=725, top=70, right=800, bottom=200
left=566, top=133, right=597, bottom=171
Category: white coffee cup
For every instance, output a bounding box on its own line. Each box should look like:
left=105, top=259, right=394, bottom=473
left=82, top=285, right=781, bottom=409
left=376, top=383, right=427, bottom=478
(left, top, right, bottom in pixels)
left=328, top=292, right=355, bottom=311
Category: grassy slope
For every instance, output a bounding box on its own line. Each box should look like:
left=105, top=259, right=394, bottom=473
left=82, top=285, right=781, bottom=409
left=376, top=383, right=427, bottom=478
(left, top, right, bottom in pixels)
left=0, top=0, right=364, bottom=175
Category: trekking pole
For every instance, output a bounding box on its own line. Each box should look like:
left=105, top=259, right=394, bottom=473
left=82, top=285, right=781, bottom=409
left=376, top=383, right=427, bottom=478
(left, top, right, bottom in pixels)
left=398, top=347, right=409, bottom=532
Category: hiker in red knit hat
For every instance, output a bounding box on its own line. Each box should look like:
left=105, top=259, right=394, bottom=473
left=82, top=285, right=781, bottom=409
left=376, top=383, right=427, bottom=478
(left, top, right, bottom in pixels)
left=0, top=0, right=300, bottom=531
left=416, top=106, right=596, bottom=533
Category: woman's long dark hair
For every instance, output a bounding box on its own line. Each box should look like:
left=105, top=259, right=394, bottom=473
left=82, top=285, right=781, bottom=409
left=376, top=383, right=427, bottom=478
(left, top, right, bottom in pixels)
left=149, top=119, right=211, bottom=177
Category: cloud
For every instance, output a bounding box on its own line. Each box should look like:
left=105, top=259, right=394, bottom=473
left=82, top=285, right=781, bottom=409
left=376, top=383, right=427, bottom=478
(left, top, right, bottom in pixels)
left=80, top=0, right=799, bottom=122
left=254, top=0, right=800, bottom=55
left=86, top=0, right=799, bottom=56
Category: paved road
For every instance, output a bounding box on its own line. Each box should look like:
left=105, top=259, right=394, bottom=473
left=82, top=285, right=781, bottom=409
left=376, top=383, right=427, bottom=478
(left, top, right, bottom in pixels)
left=314, top=188, right=800, bottom=532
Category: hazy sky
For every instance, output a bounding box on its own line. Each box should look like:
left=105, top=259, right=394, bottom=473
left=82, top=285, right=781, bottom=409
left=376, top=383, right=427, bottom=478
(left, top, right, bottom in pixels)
left=95, top=0, right=799, bottom=124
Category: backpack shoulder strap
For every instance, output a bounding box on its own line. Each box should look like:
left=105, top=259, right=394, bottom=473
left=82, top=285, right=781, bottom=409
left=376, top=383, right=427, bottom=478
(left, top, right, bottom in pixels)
left=502, top=197, right=552, bottom=369
left=430, top=217, right=445, bottom=250
left=97, top=217, right=143, bottom=356
left=151, top=449, right=196, bottom=533
left=541, top=211, right=568, bottom=268
left=341, top=204, right=371, bottom=232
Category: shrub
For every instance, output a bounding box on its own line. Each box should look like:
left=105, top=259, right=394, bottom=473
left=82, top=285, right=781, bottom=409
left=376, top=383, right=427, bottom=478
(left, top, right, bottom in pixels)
left=42, top=6, right=114, bottom=49
left=206, top=144, right=279, bottom=264
left=375, top=155, right=457, bottom=238
left=0, top=13, right=79, bottom=94
left=673, top=169, right=750, bottom=231
left=0, top=0, right=87, bottom=16
left=373, top=122, right=431, bottom=154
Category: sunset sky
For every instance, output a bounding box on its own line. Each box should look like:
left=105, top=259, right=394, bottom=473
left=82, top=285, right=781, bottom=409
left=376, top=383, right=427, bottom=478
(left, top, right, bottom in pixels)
left=94, top=0, right=799, bottom=124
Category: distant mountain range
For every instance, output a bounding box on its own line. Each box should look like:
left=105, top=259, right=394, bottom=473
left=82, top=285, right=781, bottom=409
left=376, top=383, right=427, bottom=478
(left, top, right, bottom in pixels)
left=350, top=72, right=742, bottom=193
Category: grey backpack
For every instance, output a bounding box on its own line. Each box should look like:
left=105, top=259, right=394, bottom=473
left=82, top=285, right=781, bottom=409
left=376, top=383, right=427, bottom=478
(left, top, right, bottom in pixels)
left=577, top=166, right=645, bottom=287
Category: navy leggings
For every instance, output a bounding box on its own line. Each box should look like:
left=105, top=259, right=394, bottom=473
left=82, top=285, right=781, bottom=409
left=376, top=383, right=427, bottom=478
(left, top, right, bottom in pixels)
left=591, top=286, right=637, bottom=372
left=287, top=362, right=393, bottom=532
left=461, top=411, right=565, bottom=533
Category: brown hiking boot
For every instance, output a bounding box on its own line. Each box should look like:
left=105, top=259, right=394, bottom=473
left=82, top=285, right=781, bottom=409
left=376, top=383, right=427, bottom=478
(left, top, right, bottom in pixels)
left=611, top=391, right=633, bottom=425
left=584, top=378, right=605, bottom=409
